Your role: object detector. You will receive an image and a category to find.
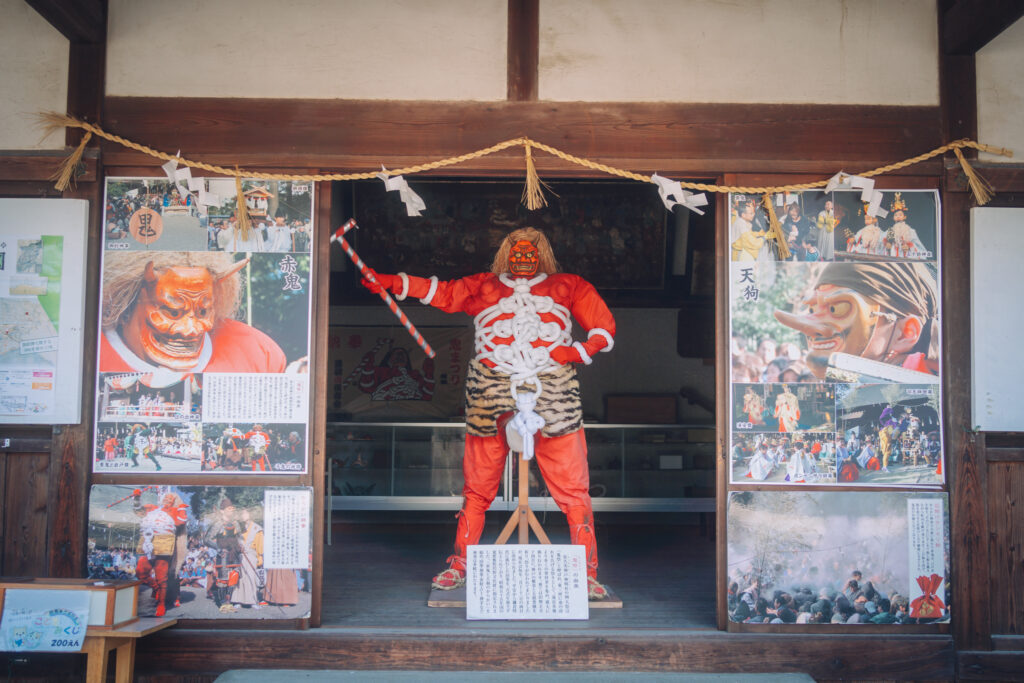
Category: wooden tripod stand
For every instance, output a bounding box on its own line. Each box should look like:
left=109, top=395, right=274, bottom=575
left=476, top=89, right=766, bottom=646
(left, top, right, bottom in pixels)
left=494, top=450, right=550, bottom=546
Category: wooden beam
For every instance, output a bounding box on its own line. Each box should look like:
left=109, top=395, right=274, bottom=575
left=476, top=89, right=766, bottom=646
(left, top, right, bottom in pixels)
left=24, top=0, right=107, bottom=44
left=0, top=151, right=98, bottom=182
left=507, top=0, right=539, bottom=101
left=942, top=0, right=1024, bottom=55
left=959, top=650, right=1024, bottom=679
left=102, top=98, right=944, bottom=177
left=134, top=629, right=954, bottom=679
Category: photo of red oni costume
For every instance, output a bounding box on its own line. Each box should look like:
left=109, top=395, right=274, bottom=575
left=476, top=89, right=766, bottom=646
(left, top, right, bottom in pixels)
left=362, top=228, right=615, bottom=599
left=133, top=489, right=189, bottom=617
left=99, top=252, right=286, bottom=376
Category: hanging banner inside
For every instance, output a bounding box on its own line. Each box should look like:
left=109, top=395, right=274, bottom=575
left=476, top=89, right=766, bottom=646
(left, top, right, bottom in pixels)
left=327, top=325, right=473, bottom=419
left=728, top=189, right=943, bottom=487
left=93, top=178, right=313, bottom=474
left=87, top=485, right=313, bottom=620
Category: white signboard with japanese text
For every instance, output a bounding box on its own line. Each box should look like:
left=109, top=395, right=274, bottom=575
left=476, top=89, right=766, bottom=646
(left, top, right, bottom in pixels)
left=263, top=489, right=312, bottom=569
left=466, top=545, right=588, bottom=620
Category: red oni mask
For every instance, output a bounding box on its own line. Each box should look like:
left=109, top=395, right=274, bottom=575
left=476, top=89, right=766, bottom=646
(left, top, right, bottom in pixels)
left=508, top=240, right=539, bottom=277
left=124, top=263, right=216, bottom=370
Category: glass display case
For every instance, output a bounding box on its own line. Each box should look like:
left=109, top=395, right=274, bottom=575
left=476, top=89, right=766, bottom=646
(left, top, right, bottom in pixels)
left=326, top=422, right=715, bottom=512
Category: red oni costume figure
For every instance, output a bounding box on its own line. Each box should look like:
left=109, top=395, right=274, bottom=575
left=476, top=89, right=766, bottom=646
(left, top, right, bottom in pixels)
left=99, top=252, right=286, bottom=375
left=363, top=228, right=615, bottom=599
left=244, top=425, right=272, bottom=471
left=133, top=490, right=189, bottom=617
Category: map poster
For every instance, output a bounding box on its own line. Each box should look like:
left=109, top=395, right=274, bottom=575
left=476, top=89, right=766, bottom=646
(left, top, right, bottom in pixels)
left=0, top=199, right=89, bottom=423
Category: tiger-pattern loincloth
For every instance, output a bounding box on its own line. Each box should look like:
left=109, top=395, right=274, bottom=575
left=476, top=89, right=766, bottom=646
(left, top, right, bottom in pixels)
left=464, top=358, right=582, bottom=437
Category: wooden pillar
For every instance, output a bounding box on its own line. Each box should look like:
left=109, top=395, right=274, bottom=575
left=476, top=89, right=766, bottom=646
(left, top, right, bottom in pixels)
left=46, top=0, right=107, bottom=579
left=507, top=0, right=539, bottom=101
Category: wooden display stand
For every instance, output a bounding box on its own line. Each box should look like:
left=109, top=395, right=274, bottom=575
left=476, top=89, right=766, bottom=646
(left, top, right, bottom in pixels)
left=0, top=577, right=174, bottom=682
left=83, top=617, right=177, bottom=683
left=429, top=449, right=622, bottom=609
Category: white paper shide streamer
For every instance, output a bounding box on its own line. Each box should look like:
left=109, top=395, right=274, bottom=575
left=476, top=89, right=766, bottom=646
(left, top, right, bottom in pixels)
left=651, top=173, right=708, bottom=215
left=825, top=171, right=889, bottom=218
left=378, top=167, right=427, bottom=217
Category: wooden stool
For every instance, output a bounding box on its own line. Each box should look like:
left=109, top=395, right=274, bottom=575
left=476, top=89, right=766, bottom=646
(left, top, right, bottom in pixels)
left=83, top=617, right=176, bottom=683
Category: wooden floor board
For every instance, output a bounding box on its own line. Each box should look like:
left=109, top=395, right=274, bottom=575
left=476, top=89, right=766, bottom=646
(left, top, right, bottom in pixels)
left=321, top=519, right=716, bottom=629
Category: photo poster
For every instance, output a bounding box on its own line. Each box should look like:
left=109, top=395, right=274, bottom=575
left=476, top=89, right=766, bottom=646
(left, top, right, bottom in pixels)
left=0, top=198, right=89, bottom=424
left=93, top=177, right=314, bottom=474
left=727, top=189, right=944, bottom=487
left=87, top=484, right=313, bottom=620
left=727, top=490, right=950, bottom=625
left=326, top=325, right=474, bottom=419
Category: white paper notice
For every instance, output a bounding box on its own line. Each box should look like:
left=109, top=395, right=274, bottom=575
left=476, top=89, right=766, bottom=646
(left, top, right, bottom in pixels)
left=907, top=498, right=947, bottom=619
left=263, top=489, right=311, bottom=569
left=0, top=588, right=91, bottom=652
left=207, top=178, right=238, bottom=199
left=466, top=545, right=588, bottom=620
left=202, top=373, right=308, bottom=423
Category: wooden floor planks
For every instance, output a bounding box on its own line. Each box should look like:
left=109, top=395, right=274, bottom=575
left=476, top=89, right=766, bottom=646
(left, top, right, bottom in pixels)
left=320, top=517, right=716, bottom=629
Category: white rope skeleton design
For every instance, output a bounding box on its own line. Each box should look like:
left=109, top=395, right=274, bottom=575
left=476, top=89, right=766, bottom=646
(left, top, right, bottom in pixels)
left=472, top=273, right=572, bottom=460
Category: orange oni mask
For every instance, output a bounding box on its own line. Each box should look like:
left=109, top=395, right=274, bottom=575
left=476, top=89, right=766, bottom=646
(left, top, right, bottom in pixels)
left=123, top=262, right=236, bottom=370
left=508, top=239, right=539, bottom=277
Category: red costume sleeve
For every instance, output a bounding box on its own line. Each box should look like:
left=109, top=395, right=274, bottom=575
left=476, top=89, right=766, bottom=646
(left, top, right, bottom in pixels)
left=564, top=275, right=616, bottom=357
left=403, top=273, right=493, bottom=314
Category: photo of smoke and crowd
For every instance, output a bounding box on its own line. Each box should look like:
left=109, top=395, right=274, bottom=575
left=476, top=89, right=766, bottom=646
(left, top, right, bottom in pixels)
left=728, top=491, right=949, bottom=625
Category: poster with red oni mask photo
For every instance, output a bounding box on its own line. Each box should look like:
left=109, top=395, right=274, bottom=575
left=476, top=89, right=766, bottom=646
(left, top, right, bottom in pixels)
left=94, top=178, right=313, bottom=474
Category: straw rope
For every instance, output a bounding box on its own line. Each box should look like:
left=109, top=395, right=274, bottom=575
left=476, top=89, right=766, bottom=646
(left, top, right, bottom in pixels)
left=38, top=111, right=1012, bottom=195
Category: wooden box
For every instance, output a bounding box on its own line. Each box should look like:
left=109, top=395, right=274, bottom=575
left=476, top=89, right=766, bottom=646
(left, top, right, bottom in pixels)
left=0, top=578, right=139, bottom=630
left=604, top=394, right=678, bottom=424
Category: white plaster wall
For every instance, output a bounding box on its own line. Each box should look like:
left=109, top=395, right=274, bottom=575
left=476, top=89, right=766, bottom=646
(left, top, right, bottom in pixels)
left=106, top=0, right=507, bottom=100
left=977, top=16, right=1024, bottom=162
left=539, top=0, right=939, bottom=105
left=0, top=0, right=69, bottom=150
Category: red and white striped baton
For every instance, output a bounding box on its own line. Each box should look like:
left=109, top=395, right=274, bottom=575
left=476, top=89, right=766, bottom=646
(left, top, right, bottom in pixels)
left=331, top=219, right=435, bottom=359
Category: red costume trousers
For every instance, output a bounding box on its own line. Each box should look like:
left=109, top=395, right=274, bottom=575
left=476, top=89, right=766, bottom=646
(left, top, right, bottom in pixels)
left=449, top=429, right=598, bottom=578
left=137, top=555, right=170, bottom=606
